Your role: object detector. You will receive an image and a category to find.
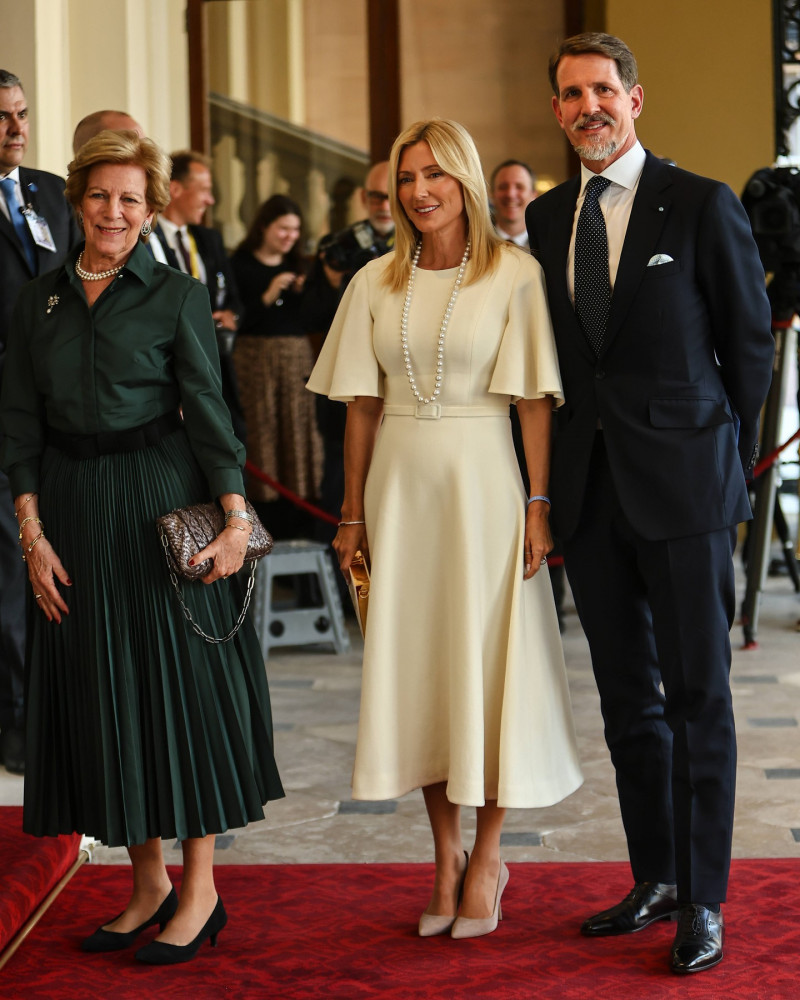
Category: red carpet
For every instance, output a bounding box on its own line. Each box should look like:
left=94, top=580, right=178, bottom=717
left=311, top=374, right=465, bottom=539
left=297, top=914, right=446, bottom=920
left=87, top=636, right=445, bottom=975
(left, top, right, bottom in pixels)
left=0, top=807, right=80, bottom=955
left=2, top=859, right=799, bottom=999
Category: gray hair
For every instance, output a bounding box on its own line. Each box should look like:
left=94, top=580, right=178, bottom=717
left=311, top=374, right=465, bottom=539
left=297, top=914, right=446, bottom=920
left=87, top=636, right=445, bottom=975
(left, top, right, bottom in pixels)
left=0, top=70, right=23, bottom=90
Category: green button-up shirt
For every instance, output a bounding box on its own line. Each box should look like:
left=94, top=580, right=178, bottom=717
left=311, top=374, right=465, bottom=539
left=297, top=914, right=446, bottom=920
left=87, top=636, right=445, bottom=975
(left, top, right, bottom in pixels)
left=0, top=242, right=245, bottom=499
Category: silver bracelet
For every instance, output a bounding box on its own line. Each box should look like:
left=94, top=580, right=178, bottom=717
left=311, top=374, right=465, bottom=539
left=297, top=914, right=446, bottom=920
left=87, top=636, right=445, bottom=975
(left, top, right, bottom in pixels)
left=338, top=519, right=365, bottom=526
left=527, top=495, right=551, bottom=506
left=224, top=508, right=254, bottom=525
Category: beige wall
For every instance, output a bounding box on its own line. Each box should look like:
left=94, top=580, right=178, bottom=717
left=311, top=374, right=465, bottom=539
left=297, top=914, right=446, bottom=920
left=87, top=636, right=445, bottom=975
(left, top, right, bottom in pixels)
left=3, top=0, right=775, bottom=200
left=605, top=0, right=774, bottom=195
left=0, top=0, right=189, bottom=175
left=399, top=0, right=565, bottom=187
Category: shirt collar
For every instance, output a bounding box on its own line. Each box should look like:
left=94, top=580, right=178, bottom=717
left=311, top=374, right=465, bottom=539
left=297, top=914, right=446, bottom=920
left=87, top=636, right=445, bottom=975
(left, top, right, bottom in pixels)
left=0, top=166, right=21, bottom=184
left=65, top=238, right=155, bottom=289
left=158, top=216, right=185, bottom=241
left=580, top=140, right=646, bottom=195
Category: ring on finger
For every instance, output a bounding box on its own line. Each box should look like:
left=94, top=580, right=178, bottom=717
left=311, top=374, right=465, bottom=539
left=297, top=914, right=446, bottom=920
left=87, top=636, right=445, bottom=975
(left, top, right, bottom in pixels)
left=34, top=593, right=43, bottom=600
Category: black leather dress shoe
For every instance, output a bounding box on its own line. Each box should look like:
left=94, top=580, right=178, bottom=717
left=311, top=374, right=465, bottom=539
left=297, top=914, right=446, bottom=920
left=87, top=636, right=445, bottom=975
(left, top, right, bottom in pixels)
left=581, top=881, right=679, bottom=936
left=1, top=728, right=24, bottom=775
left=670, top=904, right=724, bottom=974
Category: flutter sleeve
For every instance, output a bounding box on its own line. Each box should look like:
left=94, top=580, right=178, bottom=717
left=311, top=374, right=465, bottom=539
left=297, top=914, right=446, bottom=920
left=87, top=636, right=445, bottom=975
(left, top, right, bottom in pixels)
left=488, top=250, right=564, bottom=407
left=306, top=259, right=386, bottom=402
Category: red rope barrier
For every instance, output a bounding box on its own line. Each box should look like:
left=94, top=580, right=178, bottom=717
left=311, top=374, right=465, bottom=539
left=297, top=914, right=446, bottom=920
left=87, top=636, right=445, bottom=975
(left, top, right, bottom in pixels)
left=752, top=428, right=800, bottom=478
left=244, top=460, right=339, bottom=525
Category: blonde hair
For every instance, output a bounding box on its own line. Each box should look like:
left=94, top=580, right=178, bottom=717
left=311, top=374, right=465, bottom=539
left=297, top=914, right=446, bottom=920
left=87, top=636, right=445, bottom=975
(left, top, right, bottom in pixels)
left=383, top=119, right=503, bottom=292
left=65, top=130, right=171, bottom=234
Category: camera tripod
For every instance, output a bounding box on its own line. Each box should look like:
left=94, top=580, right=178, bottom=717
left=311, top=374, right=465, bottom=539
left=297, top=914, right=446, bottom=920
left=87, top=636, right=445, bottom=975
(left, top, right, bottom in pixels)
left=741, top=317, right=800, bottom=647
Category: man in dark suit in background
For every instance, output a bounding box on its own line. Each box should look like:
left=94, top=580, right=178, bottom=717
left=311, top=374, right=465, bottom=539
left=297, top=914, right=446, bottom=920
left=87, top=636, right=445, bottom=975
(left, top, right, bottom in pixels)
left=0, top=70, right=79, bottom=774
left=157, top=150, right=245, bottom=443
left=527, top=34, right=774, bottom=974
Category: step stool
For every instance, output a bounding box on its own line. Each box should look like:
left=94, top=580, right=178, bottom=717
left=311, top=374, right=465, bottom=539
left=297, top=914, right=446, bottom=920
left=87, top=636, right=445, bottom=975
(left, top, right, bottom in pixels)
left=253, top=540, right=350, bottom=655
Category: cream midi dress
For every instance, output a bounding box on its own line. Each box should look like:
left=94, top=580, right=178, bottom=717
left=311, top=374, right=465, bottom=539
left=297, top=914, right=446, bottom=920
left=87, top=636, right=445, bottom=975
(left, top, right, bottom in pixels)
left=307, top=245, right=582, bottom=808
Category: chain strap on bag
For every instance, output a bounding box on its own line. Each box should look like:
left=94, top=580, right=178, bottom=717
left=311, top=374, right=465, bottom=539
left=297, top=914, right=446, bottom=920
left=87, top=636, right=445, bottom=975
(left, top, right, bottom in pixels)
left=156, top=500, right=273, bottom=643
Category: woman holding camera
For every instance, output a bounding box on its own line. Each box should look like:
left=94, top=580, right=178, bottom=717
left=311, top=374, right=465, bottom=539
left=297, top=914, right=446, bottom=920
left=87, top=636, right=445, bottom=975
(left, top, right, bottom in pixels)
left=231, top=195, right=322, bottom=537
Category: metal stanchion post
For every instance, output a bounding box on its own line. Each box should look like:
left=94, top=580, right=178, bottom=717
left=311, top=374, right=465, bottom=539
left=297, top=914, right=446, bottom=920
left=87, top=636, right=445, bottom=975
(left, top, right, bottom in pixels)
left=741, top=321, right=797, bottom=647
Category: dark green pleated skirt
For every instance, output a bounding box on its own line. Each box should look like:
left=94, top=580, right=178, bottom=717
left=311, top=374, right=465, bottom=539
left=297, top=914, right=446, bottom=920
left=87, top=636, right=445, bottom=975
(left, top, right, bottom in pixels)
left=23, top=428, right=284, bottom=847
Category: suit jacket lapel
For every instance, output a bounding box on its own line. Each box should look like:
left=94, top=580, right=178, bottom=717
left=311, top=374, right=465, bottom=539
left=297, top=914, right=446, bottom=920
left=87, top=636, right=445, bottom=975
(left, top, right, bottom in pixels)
left=602, top=152, right=673, bottom=355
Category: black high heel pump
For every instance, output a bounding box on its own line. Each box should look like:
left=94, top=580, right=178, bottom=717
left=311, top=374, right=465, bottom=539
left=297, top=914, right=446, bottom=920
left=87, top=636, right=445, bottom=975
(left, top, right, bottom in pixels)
left=82, top=886, right=178, bottom=952
left=135, top=896, right=227, bottom=965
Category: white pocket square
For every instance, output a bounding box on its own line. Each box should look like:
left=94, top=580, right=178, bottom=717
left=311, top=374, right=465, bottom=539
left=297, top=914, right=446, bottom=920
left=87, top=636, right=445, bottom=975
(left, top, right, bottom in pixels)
left=647, top=253, right=674, bottom=266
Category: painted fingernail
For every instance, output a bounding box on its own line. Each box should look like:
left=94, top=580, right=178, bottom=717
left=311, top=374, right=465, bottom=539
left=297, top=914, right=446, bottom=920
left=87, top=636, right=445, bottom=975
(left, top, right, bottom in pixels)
left=188, top=559, right=195, bottom=566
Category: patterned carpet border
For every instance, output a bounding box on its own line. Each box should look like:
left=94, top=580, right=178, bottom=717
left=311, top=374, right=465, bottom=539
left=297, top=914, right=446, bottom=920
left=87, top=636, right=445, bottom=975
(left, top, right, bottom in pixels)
left=2, top=859, right=799, bottom=999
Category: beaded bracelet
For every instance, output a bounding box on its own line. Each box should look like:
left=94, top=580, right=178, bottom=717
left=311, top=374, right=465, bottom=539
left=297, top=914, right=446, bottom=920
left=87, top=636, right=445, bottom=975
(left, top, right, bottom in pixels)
left=527, top=495, right=551, bottom=506
left=338, top=520, right=365, bottom=526
left=15, top=493, right=37, bottom=516
left=18, top=516, right=43, bottom=540
left=26, top=530, right=45, bottom=553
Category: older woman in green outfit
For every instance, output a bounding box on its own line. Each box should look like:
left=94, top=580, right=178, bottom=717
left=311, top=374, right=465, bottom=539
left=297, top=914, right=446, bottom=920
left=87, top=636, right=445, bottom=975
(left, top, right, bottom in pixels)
left=0, top=131, right=283, bottom=965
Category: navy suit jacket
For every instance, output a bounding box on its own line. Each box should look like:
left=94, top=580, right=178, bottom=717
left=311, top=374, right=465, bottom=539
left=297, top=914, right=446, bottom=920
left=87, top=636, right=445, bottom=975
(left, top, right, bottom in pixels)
left=0, top=167, right=79, bottom=368
left=526, top=151, right=774, bottom=543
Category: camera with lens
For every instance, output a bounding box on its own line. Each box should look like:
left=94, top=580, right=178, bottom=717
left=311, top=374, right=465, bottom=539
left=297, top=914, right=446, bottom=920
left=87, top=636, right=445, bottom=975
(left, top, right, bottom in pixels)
left=742, top=166, right=800, bottom=314
left=320, top=220, right=389, bottom=274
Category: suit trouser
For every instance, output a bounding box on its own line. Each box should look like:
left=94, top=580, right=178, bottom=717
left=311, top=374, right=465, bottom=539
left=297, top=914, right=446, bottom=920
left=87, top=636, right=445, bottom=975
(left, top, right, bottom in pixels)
left=0, top=469, right=26, bottom=732
left=562, top=433, right=737, bottom=903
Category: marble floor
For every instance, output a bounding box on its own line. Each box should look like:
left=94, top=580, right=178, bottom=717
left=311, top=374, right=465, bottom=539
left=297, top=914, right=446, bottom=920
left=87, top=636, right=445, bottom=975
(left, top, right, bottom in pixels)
left=2, top=551, right=799, bottom=870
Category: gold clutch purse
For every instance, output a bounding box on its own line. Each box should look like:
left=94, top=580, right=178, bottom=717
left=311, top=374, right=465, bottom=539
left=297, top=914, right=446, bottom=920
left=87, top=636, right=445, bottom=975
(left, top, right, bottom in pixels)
left=348, top=550, right=370, bottom=637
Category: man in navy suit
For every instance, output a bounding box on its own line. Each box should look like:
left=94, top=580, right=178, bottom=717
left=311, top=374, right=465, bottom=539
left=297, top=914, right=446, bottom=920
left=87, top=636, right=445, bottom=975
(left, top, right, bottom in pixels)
left=0, top=70, right=79, bottom=774
left=527, top=34, right=774, bottom=973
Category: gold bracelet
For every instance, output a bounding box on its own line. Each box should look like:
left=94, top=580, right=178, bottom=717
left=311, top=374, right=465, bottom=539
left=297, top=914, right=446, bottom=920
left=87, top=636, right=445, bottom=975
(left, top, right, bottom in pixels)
left=225, top=522, right=248, bottom=532
left=14, top=493, right=36, bottom=515
left=26, top=530, right=45, bottom=553
left=18, top=516, right=43, bottom=540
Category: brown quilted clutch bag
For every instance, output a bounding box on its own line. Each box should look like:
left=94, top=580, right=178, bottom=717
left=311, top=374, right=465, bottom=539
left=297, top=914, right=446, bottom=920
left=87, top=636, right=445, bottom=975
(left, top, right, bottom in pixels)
left=156, top=500, right=273, bottom=581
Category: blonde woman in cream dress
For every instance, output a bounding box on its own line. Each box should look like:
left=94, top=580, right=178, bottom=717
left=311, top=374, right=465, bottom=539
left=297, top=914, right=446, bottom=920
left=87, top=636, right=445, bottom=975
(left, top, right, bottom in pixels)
left=308, top=120, right=581, bottom=940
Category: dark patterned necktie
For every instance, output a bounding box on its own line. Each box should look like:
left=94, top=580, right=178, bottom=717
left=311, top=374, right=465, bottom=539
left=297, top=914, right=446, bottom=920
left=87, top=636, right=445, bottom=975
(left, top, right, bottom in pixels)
left=574, top=175, right=612, bottom=354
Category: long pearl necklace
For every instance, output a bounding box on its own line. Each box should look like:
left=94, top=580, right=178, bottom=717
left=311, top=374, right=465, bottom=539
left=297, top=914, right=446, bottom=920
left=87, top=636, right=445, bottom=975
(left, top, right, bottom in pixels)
left=75, top=251, right=123, bottom=282
left=401, top=239, right=470, bottom=405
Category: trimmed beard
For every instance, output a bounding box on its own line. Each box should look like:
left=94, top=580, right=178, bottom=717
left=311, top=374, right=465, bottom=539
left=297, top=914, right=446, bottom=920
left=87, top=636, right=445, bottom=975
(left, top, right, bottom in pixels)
left=570, top=113, right=627, bottom=162
left=574, top=137, right=619, bottom=161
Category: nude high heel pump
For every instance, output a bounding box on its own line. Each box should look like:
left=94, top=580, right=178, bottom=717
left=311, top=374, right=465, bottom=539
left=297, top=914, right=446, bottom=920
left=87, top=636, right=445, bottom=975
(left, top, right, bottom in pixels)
left=418, top=851, right=469, bottom=937
left=451, top=861, right=509, bottom=939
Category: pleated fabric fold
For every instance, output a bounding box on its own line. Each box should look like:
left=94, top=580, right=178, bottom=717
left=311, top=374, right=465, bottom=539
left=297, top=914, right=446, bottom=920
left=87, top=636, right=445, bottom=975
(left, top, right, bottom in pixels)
left=23, top=429, right=284, bottom=847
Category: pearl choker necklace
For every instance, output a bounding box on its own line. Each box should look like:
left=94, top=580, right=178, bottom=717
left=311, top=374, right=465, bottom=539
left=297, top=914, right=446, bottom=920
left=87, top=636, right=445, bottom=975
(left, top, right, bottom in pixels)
left=401, top=240, right=470, bottom=405
left=75, top=251, right=123, bottom=282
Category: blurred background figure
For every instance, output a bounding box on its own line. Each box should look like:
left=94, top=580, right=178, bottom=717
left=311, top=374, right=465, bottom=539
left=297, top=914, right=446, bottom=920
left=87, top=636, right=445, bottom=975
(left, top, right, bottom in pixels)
left=490, top=159, right=537, bottom=249
left=303, top=161, right=394, bottom=567
left=71, top=110, right=144, bottom=154
left=232, top=194, right=321, bottom=538
left=157, top=150, right=246, bottom=444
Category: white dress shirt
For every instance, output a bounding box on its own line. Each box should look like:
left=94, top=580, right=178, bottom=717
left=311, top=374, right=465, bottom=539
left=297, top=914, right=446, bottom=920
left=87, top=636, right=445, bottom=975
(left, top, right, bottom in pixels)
left=0, top=166, right=23, bottom=223
left=567, top=141, right=647, bottom=301
left=158, top=216, right=207, bottom=283
left=496, top=225, right=530, bottom=249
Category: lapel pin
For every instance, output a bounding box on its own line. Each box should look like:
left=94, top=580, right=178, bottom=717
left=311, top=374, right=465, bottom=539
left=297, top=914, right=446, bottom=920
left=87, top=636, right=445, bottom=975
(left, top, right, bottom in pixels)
left=46, top=295, right=59, bottom=314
